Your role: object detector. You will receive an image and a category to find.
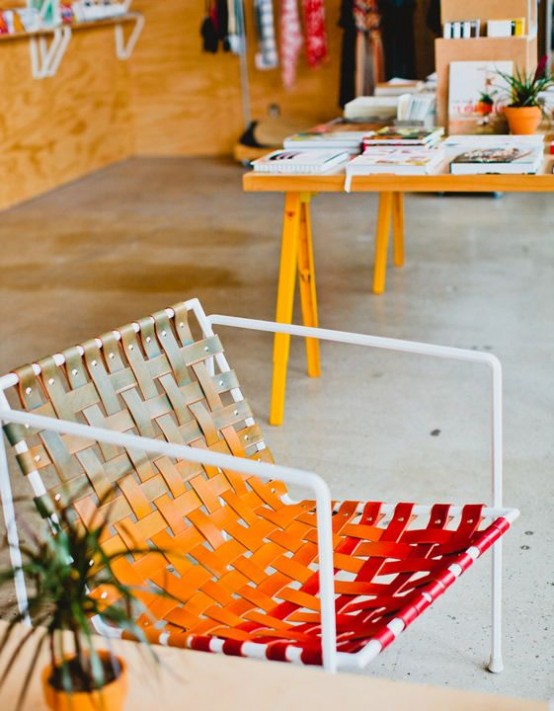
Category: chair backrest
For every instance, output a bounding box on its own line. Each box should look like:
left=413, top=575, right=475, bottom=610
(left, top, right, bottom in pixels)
left=0, top=299, right=282, bottom=564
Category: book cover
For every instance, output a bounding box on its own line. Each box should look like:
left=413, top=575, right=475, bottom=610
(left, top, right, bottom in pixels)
left=284, top=119, right=379, bottom=152
left=252, top=149, right=350, bottom=174
left=448, top=60, right=513, bottom=135
left=344, top=147, right=445, bottom=188
left=449, top=145, right=543, bottom=174
left=363, top=126, right=444, bottom=147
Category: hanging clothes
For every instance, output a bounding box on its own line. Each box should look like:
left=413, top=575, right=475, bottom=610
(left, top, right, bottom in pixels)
left=338, top=0, right=357, bottom=107
left=200, top=0, right=229, bottom=53
left=353, top=0, right=384, bottom=96
left=254, top=0, right=278, bottom=69
left=302, top=0, right=329, bottom=68
left=280, top=0, right=303, bottom=89
left=380, top=0, right=417, bottom=79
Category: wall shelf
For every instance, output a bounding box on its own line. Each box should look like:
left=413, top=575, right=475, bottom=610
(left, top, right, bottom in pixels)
left=0, top=11, right=144, bottom=78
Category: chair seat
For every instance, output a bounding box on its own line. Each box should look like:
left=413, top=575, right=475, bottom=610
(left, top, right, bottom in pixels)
left=113, top=498, right=509, bottom=668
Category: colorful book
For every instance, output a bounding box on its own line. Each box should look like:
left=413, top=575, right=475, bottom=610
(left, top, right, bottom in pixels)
left=448, top=60, right=513, bottom=135
left=362, top=126, right=444, bottom=148
left=252, top=149, right=350, bottom=175
left=449, top=146, right=544, bottom=175
left=344, top=146, right=445, bottom=189
left=284, top=118, right=379, bottom=154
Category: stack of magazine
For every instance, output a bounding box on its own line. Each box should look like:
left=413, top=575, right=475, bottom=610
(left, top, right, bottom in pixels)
left=445, top=135, right=544, bottom=175
left=283, top=118, right=380, bottom=155
left=344, top=125, right=446, bottom=189
left=362, top=126, right=444, bottom=149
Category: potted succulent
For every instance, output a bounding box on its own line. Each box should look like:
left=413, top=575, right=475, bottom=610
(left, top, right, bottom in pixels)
left=0, top=495, right=161, bottom=711
left=497, top=56, right=554, bottom=134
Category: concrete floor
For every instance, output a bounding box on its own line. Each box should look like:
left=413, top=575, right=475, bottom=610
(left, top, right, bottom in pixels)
left=0, top=157, right=552, bottom=701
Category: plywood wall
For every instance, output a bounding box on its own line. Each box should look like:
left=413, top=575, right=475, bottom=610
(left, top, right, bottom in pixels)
left=128, top=0, right=345, bottom=157
left=0, top=25, right=134, bottom=210
left=0, top=1, right=437, bottom=207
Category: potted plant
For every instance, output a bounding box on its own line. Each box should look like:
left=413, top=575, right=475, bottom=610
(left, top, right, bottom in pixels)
left=497, top=56, right=554, bottom=134
left=0, top=494, right=162, bottom=711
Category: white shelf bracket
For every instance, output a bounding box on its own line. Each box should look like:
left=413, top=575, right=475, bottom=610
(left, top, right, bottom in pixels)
left=29, top=25, right=72, bottom=79
left=114, top=13, right=144, bottom=60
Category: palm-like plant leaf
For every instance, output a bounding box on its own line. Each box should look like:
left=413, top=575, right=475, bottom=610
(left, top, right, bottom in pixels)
left=0, top=490, right=182, bottom=710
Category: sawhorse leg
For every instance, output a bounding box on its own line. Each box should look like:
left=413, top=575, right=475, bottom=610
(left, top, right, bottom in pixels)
left=372, top=191, right=405, bottom=294
left=270, top=192, right=320, bottom=426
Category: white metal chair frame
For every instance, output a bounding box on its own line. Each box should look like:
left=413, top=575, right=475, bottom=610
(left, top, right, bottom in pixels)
left=0, top=298, right=518, bottom=674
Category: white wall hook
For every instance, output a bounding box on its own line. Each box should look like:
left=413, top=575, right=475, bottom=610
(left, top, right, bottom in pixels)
left=115, top=12, right=144, bottom=60
left=29, top=25, right=72, bottom=80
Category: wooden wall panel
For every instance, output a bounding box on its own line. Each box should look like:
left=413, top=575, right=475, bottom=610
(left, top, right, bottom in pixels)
left=0, top=26, right=133, bottom=210
left=129, top=0, right=345, bottom=157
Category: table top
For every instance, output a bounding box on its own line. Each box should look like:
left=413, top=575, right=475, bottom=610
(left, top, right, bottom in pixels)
left=0, top=621, right=547, bottom=711
left=243, top=156, right=554, bottom=193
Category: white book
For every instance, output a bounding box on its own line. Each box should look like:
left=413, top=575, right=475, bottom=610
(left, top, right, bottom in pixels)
left=344, top=147, right=445, bottom=190
left=449, top=145, right=544, bottom=175
left=252, top=149, right=350, bottom=175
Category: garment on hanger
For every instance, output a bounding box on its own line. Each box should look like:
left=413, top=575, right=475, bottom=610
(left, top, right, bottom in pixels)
left=380, top=0, right=417, bottom=79
left=200, top=0, right=229, bottom=53
left=254, top=0, right=278, bottom=69
left=280, top=0, right=303, bottom=88
left=426, top=0, right=441, bottom=36
left=338, top=0, right=357, bottom=106
left=353, top=0, right=384, bottom=96
left=302, top=0, right=329, bottom=68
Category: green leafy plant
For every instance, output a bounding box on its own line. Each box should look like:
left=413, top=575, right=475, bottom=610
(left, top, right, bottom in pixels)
left=0, top=494, right=164, bottom=710
left=496, top=56, right=554, bottom=107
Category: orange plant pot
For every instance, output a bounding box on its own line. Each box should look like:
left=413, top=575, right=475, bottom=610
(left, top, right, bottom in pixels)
left=41, top=653, right=128, bottom=711
left=503, top=106, right=542, bottom=135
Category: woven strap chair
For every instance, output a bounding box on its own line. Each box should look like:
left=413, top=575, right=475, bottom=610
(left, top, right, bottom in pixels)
left=0, top=298, right=518, bottom=673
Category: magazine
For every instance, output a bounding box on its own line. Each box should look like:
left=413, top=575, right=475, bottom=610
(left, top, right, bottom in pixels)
left=252, top=149, right=350, bottom=174
left=448, top=60, right=513, bottom=135
left=284, top=118, right=379, bottom=153
left=450, top=146, right=544, bottom=174
left=345, top=146, right=445, bottom=189
left=362, top=126, right=444, bottom=147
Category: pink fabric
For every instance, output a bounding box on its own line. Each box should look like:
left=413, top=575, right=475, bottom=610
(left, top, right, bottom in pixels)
left=280, top=0, right=303, bottom=89
left=302, top=0, right=328, bottom=68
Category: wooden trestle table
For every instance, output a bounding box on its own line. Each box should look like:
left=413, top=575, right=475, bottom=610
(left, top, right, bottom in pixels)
left=242, top=166, right=554, bottom=425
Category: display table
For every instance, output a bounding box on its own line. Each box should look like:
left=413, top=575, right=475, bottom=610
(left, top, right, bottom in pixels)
left=243, top=161, right=554, bottom=424
left=0, top=621, right=547, bottom=711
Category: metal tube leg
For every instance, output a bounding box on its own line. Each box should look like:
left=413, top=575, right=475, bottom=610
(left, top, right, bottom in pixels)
left=392, top=192, right=405, bottom=267
left=0, top=426, right=30, bottom=625
left=270, top=192, right=301, bottom=426
left=373, top=192, right=394, bottom=295
left=297, top=193, right=320, bottom=378
left=488, top=540, right=503, bottom=672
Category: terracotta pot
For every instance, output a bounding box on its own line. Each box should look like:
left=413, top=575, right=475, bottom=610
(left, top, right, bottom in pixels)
left=41, top=653, right=128, bottom=711
left=504, top=106, right=542, bottom=135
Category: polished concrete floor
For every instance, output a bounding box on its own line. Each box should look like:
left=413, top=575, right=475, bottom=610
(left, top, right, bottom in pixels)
left=0, top=157, right=552, bottom=701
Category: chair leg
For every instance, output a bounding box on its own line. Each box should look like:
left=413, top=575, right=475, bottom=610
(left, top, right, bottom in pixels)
left=297, top=193, right=321, bottom=378
left=270, top=192, right=302, bottom=426
left=488, top=540, right=504, bottom=672
left=373, top=192, right=394, bottom=294
left=0, top=421, right=30, bottom=625
left=392, top=192, right=405, bottom=268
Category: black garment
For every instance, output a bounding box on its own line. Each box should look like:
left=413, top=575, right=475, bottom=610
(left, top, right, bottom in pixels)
left=426, top=0, right=441, bottom=35
left=338, top=0, right=357, bottom=108
left=379, top=0, right=417, bottom=80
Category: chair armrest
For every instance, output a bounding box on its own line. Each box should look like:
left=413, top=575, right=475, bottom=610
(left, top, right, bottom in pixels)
left=206, top=314, right=503, bottom=510
left=0, top=407, right=339, bottom=672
